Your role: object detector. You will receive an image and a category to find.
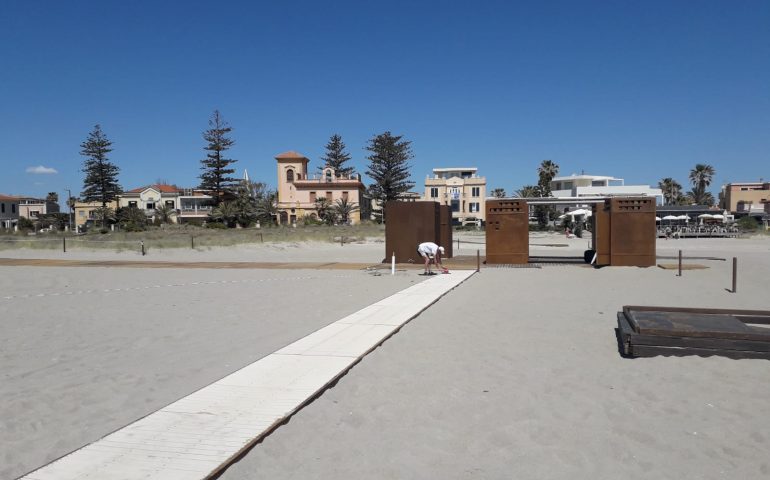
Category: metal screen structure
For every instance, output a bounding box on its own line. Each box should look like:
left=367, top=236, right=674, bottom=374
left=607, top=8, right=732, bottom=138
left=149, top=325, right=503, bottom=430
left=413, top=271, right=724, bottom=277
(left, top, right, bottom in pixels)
left=439, top=205, right=453, bottom=259
left=485, top=199, right=529, bottom=264
left=385, top=201, right=445, bottom=263
left=593, top=197, right=656, bottom=267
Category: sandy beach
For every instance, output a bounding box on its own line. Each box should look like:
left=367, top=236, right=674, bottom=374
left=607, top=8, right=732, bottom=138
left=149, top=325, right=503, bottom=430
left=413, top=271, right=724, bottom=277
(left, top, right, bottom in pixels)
left=2, top=233, right=769, bottom=479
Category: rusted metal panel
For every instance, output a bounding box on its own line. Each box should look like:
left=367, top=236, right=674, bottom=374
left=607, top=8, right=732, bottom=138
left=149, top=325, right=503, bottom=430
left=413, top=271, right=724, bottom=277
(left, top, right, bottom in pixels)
left=384, top=201, right=441, bottom=263
left=485, top=199, right=528, bottom=264
left=609, top=198, right=656, bottom=267
left=592, top=201, right=611, bottom=266
left=439, top=205, right=453, bottom=259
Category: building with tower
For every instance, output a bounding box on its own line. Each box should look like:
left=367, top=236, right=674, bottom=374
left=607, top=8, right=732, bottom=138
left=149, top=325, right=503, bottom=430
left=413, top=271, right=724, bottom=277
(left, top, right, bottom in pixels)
left=275, top=150, right=369, bottom=225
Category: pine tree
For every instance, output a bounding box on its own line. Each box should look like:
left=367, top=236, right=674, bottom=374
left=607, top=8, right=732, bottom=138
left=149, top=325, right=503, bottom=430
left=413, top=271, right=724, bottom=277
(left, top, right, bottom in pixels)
left=319, top=134, right=354, bottom=177
left=80, top=124, right=121, bottom=207
left=199, top=110, right=237, bottom=204
left=365, top=131, right=415, bottom=220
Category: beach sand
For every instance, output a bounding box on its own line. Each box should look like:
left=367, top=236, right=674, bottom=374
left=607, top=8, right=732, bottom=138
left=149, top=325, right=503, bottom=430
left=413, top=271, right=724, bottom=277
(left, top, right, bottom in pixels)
left=218, top=236, right=770, bottom=480
left=2, top=233, right=769, bottom=479
left=0, top=267, right=423, bottom=479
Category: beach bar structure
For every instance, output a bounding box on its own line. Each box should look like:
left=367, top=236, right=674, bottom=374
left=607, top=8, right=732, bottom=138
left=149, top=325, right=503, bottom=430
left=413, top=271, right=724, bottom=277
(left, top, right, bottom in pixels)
left=385, top=201, right=453, bottom=263
left=485, top=199, right=529, bottom=264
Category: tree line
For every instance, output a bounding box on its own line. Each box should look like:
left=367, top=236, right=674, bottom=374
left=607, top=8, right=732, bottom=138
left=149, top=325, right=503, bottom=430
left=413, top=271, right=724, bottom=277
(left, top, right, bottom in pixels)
left=75, top=110, right=416, bottom=229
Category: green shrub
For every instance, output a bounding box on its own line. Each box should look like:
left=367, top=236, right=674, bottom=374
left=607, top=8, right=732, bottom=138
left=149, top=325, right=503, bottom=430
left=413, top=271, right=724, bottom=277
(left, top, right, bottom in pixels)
left=205, top=221, right=227, bottom=229
left=737, top=216, right=758, bottom=231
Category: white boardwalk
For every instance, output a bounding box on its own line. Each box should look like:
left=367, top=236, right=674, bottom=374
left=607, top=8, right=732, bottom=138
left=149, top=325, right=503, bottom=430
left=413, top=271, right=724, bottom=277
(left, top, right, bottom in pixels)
left=22, top=271, right=474, bottom=480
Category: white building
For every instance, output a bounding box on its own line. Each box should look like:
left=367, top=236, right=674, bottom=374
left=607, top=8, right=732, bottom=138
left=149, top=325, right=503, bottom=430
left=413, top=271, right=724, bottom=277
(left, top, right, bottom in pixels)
left=424, top=167, right=486, bottom=225
left=551, top=174, right=663, bottom=204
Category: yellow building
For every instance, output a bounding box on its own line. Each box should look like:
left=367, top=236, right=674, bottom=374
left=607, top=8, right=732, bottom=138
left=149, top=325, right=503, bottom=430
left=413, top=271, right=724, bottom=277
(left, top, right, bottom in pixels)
left=423, top=167, right=486, bottom=225
left=73, top=200, right=119, bottom=229
left=720, top=182, right=770, bottom=213
left=275, top=151, right=368, bottom=224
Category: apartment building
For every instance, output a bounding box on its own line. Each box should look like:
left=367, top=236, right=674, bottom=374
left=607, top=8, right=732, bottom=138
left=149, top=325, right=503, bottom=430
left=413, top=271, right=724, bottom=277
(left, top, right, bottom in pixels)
left=424, top=168, right=486, bottom=224
left=0, top=194, right=20, bottom=229
left=177, top=189, right=215, bottom=224
left=73, top=200, right=119, bottom=229
left=720, top=182, right=770, bottom=213
left=275, top=150, right=368, bottom=224
left=17, top=197, right=60, bottom=219
left=550, top=174, right=663, bottom=201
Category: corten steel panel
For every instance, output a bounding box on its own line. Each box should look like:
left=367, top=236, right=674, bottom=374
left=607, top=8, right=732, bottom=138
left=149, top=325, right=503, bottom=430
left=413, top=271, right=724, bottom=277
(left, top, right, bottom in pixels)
left=609, top=198, right=656, bottom=267
left=439, top=205, right=453, bottom=259
left=485, top=199, right=529, bottom=264
left=385, top=201, right=440, bottom=263
left=592, top=201, right=611, bottom=266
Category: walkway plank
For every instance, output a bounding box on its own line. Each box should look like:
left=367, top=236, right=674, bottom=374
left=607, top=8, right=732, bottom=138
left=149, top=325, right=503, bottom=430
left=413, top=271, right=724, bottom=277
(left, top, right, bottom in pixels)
left=21, top=271, right=474, bottom=480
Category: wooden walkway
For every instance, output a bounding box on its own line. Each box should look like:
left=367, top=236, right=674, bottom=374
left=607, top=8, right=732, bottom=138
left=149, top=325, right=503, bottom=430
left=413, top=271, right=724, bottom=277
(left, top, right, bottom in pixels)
left=21, top=270, right=475, bottom=479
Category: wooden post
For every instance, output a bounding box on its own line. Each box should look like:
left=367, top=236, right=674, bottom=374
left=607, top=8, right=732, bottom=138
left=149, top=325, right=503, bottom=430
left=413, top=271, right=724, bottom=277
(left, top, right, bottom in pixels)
left=63, top=236, right=66, bottom=253
left=732, top=257, right=737, bottom=293
left=260, top=232, right=263, bottom=243
left=678, top=250, right=682, bottom=277
left=476, top=249, right=480, bottom=273
left=141, top=241, right=145, bottom=256
left=341, top=235, right=344, bottom=246
left=191, top=235, right=194, bottom=249
left=457, top=237, right=460, bottom=251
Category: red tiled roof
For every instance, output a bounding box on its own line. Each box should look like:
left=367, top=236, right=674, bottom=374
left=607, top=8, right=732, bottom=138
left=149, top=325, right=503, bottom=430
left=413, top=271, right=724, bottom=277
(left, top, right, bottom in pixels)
left=0, top=194, right=23, bottom=201
left=275, top=151, right=308, bottom=160
left=126, top=184, right=183, bottom=194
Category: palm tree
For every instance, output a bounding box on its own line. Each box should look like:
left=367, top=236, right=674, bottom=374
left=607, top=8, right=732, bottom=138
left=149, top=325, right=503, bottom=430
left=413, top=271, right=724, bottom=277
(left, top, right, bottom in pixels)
left=314, top=197, right=335, bottom=224
left=687, top=164, right=716, bottom=205
left=333, top=198, right=360, bottom=224
left=254, top=193, right=277, bottom=225
left=514, top=185, right=540, bottom=198
left=154, top=204, right=176, bottom=224
left=537, top=160, right=560, bottom=195
left=209, top=202, right=239, bottom=228
left=491, top=188, right=506, bottom=198
left=658, top=178, right=683, bottom=205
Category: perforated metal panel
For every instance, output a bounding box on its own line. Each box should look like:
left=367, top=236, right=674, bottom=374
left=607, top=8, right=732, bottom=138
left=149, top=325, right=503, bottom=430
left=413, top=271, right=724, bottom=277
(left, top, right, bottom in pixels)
left=609, top=198, right=656, bottom=266
left=485, top=199, right=529, bottom=264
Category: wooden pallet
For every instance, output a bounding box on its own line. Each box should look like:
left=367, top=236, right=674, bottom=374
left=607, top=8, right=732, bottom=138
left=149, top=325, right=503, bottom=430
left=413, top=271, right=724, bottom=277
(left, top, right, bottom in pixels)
left=617, top=306, right=770, bottom=360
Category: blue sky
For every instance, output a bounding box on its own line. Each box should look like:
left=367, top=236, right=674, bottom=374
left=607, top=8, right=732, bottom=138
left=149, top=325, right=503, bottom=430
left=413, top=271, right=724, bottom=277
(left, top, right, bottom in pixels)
left=1, top=0, right=768, bottom=200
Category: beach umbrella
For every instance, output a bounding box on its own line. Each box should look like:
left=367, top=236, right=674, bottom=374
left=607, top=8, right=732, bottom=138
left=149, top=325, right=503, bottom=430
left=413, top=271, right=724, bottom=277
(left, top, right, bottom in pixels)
left=569, top=208, right=591, bottom=216
left=698, top=214, right=713, bottom=219
left=712, top=214, right=725, bottom=222
left=655, top=216, right=661, bottom=221
left=676, top=215, right=690, bottom=222
left=662, top=215, right=678, bottom=220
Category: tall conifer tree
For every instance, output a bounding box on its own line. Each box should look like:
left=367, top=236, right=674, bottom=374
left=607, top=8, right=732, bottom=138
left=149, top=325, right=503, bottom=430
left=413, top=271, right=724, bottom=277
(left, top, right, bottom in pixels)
left=365, top=131, right=415, bottom=220
left=80, top=124, right=121, bottom=207
left=199, top=110, right=237, bottom=204
left=319, top=134, right=354, bottom=177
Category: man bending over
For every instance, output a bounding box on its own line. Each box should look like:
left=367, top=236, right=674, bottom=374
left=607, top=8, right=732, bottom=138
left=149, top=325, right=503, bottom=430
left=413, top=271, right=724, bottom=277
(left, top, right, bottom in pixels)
left=417, top=241, right=445, bottom=275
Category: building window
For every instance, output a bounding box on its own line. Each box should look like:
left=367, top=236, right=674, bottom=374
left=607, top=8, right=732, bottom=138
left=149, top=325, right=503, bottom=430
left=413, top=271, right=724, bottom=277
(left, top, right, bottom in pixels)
left=129, top=201, right=138, bottom=208
left=326, top=191, right=333, bottom=201
left=325, top=170, right=332, bottom=182
left=469, top=202, right=480, bottom=213
left=287, top=169, right=294, bottom=182
left=471, top=187, right=480, bottom=197
left=342, top=191, right=349, bottom=201
left=430, top=187, right=439, bottom=198
left=146, top=202, right=155, bottom=210
left=1, top=203, right=4, bottom=213
left=30, top=210, right=40, bottom=217
left=297, top=173, right=302, bottom=180
left=591, top=180, right=605, bottom=187
left=165, top=200, right=175, bottom=208
left=310, top=191, right=316, bottom=202
left=11, top=204, right=16, bottom=213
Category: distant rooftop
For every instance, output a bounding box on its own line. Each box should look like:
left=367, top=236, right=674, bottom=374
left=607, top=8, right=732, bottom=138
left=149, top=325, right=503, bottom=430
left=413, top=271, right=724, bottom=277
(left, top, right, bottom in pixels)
left=275, top=150, right=308, bottom=160
left=126, top=184, right=183, bottom=194
left=552, top=174, right=621, bottom=182
left=432, top=167, right=478, bottom=172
